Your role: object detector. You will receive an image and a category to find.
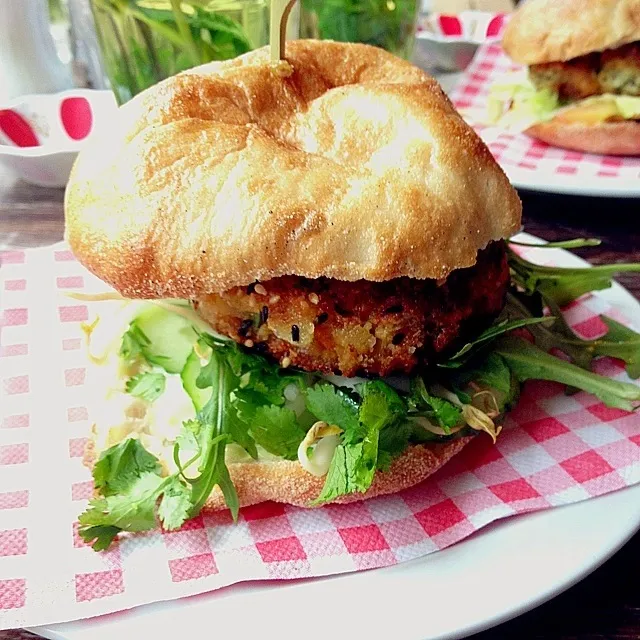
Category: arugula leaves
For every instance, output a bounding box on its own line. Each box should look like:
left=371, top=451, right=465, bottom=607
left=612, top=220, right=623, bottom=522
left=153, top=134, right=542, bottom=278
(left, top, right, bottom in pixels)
left=507, top=245, right=640, bottom=306
left=439, top=316, right=554, bottom=368
left=495, top=336, right=640, bottom=412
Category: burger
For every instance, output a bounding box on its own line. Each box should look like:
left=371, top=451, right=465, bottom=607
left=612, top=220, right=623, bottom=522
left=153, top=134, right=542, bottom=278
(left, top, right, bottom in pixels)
left=493, top=0, right=640, bottom=155
left=64, top=39, right=640, bottom=551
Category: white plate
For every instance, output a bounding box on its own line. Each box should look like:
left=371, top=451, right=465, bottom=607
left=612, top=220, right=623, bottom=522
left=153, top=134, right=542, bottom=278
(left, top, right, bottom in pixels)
left=29, top=234, right=640, bottom=640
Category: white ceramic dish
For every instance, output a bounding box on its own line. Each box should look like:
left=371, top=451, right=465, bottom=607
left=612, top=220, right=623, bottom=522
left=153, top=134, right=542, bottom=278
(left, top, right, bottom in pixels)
left=29, top=235, right=640, bottom=640
left=413, top=12, right=506, bottom=73
left=0, top=89, right=117, bottom=188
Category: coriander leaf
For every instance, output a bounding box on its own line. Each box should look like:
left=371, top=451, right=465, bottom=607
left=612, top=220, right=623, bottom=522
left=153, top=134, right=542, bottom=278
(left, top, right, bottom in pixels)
left=507, top=246, right=640, bottom=306
left=314, top=381, right=408, bottom=504
left=120, top=324, right=150, bottom=362
left=495, top=336, right=640, bottom=411
left=198, top=333, right=303, bottom=406
left=248, top=405, right=306, bottom=460
left=313, top=443, right=363, bottom=504
left=356, top=381, right=406, bottom=484
left=93, top=438, right=162, bottom=497
left=78, top=525, right=122, bottom=552
left=305, top=384, right=360, bottom=436
left=157, top=476, right=192, bottom=530
left=125, top=372, right=166, bottom=402
left=409, top=378, right=462, bottom=431
left=79, top=472, right=167, bottom=538
left=377, top=419, right=414, bottom=471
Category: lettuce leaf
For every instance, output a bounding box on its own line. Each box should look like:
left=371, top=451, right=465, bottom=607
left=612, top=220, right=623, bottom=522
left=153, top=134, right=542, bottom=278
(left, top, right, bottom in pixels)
left=485, top=73, right=640, bottom=131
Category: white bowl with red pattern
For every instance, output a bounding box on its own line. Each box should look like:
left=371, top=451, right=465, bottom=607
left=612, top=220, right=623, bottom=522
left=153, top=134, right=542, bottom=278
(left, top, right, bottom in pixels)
left=414, top=12, right=508, bottom=73
left=0, top=89, right=117, bottom=188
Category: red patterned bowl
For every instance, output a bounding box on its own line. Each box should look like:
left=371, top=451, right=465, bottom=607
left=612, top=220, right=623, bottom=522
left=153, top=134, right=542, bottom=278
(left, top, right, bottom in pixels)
left=0, top=90, right=117, bottom=188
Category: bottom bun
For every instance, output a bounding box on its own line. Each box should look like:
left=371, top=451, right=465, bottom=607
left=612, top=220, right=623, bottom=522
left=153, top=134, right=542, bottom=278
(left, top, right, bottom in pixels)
left=525, top=120, right=640, bottom=156
left=85, top=437, right=472, bottom=511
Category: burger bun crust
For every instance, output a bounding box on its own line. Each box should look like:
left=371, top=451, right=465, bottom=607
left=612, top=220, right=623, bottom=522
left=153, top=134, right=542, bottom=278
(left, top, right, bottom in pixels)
left=84, top=437, right=472, bottom=511
left=65, top=40, right=521, bottom=299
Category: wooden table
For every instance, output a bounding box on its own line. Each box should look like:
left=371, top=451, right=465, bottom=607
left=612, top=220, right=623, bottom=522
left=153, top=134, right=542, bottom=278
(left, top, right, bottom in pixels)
left=1, top=170, right=638, bottom=639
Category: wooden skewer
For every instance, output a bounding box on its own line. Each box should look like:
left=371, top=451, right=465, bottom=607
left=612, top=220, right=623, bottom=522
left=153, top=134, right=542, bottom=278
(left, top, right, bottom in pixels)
left=270, top=0, right=298, bottom=61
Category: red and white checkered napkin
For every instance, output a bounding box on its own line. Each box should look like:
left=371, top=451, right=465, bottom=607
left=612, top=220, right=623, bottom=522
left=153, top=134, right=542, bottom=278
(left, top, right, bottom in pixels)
left=1, top=244, right=639, bottom=629
left=450, top=44, right=640, bottom=192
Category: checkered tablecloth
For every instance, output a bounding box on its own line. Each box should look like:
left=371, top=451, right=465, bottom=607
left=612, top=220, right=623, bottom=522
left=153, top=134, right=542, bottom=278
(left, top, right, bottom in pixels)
left=450, top=44, right=640, bottom=194
left=1, top=244, right=639, bottom=629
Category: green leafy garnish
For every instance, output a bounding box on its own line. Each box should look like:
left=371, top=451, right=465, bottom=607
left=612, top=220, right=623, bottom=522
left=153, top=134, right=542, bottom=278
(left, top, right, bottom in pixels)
left=507, top=245, right=640, bottom=306
left=312, top=381, right=408, bottom=504
left=79, top=334, right=245, bottom=550
left=495, top=336, right=640, bottom=412
left=409, top=378, right=462, bottom=432
left=440, top=316, right=554, bottom=367
left=125, top=372, right=166, bottom=402
left=119, top=324, right=150, bottom=362
left=93, top=437, right=161, bottom=497
left=80, top=237, right=640, bottom=551
left=305, top=384, right=361, bottom=436
left=248, top=405, right=306, bottom=461
left=79, top=440, right=177, bottom=551
left=508, top=238, right=602, bottom=250
left=449, top=352, right=519, bottom=412
left=505, top=292, right=640, bottom=380
left=185, top=337, right=239, bottom=519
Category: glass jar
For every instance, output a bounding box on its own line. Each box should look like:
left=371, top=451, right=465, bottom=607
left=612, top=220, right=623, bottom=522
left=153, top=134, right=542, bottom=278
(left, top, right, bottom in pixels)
left=299, top=0, right=419, bottom=61
left=90, top=0, right=296, bottom=104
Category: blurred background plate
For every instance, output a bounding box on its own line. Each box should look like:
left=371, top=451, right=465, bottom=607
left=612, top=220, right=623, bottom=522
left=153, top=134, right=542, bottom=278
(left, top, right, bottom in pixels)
left=449, top=44, right=640, bottom=199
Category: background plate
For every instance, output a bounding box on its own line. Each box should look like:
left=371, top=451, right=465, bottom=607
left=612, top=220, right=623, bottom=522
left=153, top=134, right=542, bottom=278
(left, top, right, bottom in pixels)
left=449, top=44, right=640, bottom=199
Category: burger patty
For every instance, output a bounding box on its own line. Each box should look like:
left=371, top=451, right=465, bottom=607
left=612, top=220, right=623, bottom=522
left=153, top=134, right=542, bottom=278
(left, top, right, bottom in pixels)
left=530, top=41, right=640, bottom=100
left=195, top=241, right=510, bottom=377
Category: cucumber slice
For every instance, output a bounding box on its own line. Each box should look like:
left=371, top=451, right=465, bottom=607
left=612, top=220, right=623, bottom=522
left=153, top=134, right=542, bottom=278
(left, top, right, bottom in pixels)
left=132, top=305, right=198, bottom=374
left=181, top=348, right=212, bottom=411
